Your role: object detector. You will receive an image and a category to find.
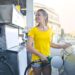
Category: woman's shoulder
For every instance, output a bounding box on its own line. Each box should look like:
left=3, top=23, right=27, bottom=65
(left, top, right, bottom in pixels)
left=28, top=26, right=37, bottom=32
left=47, top=26, right=55, bottom=34
left=47, top=26, right=53, bottom=31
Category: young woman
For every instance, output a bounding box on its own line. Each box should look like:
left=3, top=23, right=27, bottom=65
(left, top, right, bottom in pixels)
left=27, top=9, right=71, bottom=75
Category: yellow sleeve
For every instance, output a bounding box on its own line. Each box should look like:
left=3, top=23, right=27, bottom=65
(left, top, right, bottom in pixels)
left=28, top=28, right=35, bottom=38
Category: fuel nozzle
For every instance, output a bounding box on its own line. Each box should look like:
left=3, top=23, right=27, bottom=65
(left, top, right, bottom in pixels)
left=47, top=56, right=52, bottom=63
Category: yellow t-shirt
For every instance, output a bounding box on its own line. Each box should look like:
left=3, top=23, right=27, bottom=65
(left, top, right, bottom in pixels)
left=28, top=26, right=54, bottom=61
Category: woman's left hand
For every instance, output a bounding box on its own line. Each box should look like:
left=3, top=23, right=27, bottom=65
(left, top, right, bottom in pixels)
left=62, top=43, right=72, bottom=49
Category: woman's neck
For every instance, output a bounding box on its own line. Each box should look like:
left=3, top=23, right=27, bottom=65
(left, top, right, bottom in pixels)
left=37, top=23, right=48, bottom=31
left=38, top=23, right=46, bottom=28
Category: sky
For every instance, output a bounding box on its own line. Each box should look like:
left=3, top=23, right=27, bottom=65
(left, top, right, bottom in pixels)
left=34, top=0, right=75, bottom=34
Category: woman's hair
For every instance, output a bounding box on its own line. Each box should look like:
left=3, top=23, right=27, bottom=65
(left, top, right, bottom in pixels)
left=37, top=9, right=48, bottom=25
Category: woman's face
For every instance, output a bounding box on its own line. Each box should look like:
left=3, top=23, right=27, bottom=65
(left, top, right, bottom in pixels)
left=35, top=11, right=45, bottom=24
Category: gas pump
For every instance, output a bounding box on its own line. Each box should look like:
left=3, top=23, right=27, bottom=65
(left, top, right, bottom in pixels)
left=0, top=5, right=27, bottom=75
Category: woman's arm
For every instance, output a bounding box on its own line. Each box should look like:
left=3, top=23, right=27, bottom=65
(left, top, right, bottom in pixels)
left=26, top=37, right=47, bottom=60
left=51, top=42, right=71, bottom=49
